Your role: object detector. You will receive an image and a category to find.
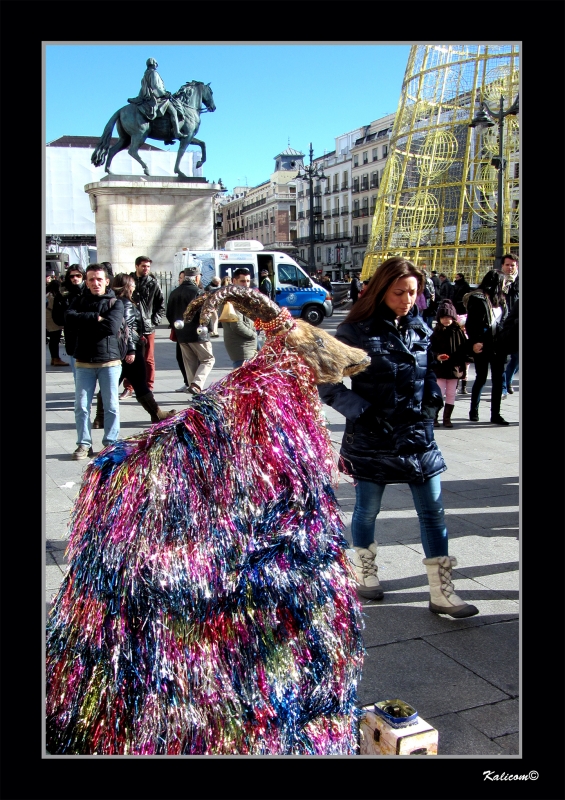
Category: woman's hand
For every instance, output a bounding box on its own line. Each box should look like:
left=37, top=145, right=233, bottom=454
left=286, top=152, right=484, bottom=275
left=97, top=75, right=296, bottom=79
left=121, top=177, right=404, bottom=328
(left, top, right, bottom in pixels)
left=472, top=342, right=483, bottom=354
left=125, top=354, right=135, bottom=364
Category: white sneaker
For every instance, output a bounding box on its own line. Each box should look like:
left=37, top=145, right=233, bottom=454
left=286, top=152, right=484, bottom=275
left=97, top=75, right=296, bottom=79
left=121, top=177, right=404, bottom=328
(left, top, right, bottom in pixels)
left=346, top=544, right=384, bottom=601
left=175, top=385, right=190, bottom=393
left=501, top=392, right=508, bottom=400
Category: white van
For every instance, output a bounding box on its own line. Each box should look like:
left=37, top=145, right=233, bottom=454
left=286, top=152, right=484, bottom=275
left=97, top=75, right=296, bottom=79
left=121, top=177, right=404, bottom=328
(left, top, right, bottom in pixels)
left=174, top=241, right=332, bottom=326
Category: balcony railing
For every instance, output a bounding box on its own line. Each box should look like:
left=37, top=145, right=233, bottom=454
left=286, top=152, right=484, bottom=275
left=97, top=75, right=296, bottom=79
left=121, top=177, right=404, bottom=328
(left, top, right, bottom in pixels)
left=324, top=187, right=332, bottom=195
left=332, top=209, right=340, bottom=217
left=351, top=185, right=360, bottom=194
left=352, top=234, right=369, bottom=244
left=242, top=197, right=267, bottom=212
left=332, top=185, right=340, bottom=193
left=341, top=207, right=349, bottom=215
left=323, top=232, right=351, bottom=242
left=341, top=182, right=349, bottom=190
left=323, top=212, right=332, bottom=219
left=361, top=181, right=369, bottom=191
left=312, top=206, right=322, bottom=215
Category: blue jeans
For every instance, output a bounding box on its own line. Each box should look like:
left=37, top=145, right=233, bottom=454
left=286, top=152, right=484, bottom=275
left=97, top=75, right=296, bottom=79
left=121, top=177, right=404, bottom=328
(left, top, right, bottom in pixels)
left=351, top=475, right=448, bottom=558
left=232, top=359, right=245, bottom=369
left=74, top=364, right=121, bottom=448
left=502, top=352, right=519, bottom=392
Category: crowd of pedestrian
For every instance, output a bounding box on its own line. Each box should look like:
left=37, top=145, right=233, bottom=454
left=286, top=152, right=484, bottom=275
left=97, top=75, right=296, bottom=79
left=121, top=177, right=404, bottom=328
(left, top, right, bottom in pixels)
left=47, top=253, right=519, bottom=471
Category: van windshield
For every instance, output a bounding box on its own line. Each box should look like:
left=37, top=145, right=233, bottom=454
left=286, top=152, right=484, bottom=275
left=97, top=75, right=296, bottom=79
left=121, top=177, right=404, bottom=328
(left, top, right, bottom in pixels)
left=277, top=264, right=310, bottom=289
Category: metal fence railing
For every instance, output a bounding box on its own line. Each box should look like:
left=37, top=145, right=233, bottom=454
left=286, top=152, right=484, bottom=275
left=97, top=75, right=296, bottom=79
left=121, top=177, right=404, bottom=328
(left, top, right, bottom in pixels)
left=153, top=271, right=176, bottom=307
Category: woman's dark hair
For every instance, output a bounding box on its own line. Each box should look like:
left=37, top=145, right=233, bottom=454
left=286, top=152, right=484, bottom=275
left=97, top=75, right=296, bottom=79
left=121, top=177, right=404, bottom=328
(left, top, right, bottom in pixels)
left=100, top=261, right=114, bottom=277
left=345, top=257, right=425, bottom=323
left=455, top=272, right=466, bottom=281
left=111, top=272, right=135, bottom=301
left=478, top=269, right=505, bottom=308
left=63, top=264, right=86, bottom=292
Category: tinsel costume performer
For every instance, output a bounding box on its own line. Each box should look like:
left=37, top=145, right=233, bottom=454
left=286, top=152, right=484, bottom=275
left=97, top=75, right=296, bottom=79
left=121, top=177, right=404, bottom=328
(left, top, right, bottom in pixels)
left=46, top=287, right=371, bottom=755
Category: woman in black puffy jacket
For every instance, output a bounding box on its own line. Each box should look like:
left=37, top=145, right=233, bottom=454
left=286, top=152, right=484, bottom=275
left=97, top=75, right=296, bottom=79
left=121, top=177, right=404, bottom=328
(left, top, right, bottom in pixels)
left=93, top=274, right=176, bottom=427
left=319, top=257, right=478, bottom=618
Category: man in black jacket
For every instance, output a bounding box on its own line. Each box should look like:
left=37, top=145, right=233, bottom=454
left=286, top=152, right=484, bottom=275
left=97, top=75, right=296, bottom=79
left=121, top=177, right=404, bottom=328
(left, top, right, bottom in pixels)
left=65, top=264, right=124, bottom=459
left=166, top=263, right=215, bottom=395
left=121, top=256, right=165, bottom=397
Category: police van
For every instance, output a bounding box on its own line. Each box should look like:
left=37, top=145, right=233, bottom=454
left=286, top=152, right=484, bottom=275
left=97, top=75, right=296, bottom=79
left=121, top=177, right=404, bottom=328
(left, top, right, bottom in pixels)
left=174, top=241, right=332, bottom=326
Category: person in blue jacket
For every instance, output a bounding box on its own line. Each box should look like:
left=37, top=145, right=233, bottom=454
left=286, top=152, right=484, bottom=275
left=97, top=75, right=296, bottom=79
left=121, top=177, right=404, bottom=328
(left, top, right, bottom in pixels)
left=319, top=256, right=478, bottom=618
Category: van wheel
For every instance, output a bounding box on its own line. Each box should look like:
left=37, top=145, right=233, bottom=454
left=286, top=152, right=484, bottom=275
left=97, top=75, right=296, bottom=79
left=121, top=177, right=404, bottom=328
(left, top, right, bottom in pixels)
left=301, top=305, right=324, bottom=326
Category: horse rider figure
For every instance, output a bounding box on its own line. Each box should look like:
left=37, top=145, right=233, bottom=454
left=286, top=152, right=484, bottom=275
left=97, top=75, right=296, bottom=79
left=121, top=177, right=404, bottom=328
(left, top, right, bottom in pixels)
left=128, top=58, right=187, bottom=141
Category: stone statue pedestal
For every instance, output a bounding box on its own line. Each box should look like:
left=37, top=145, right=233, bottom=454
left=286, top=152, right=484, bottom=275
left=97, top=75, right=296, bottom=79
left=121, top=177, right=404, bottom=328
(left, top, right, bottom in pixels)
left=84, top=176, right=221, bottom=272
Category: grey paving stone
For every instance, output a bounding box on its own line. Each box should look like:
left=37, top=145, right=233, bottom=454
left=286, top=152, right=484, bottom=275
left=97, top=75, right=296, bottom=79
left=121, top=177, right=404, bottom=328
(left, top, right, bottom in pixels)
left=459, top=698, right=519, bottom=739
left=424, top=619, right=519, bottom=696
left=357, top=639, right=507, bottom=718
left=425, top=710, right=505, bottom=756
left=492, top=732, right=520, bottom=755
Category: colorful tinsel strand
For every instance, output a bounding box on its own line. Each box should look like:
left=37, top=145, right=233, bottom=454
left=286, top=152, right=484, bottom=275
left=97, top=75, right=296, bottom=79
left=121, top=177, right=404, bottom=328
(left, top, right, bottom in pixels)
left=46, top=335, right=364, bottom=754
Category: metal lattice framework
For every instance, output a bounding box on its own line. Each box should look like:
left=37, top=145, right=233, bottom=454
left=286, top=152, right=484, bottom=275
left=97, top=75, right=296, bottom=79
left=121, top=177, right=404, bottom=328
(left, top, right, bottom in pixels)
left=362, top=45, right=520, bottom=283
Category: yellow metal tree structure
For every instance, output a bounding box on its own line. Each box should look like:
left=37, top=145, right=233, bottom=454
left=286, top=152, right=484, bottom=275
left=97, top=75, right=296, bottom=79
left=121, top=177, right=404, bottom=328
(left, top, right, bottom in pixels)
left=363, top=45, right=519, bottom=283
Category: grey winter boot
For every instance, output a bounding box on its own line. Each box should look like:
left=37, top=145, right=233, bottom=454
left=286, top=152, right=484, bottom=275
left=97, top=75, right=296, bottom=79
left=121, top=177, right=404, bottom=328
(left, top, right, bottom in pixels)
left=423, top=556, right=478, bottom=618
left=346, top=543, right=384, bottom=601
left=92, top=392, right=104, bottom=429
left=138, top=393, right=176, bottom=423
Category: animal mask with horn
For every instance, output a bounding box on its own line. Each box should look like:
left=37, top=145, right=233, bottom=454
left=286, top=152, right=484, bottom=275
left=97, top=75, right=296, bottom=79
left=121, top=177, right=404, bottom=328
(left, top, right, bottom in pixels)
left=184, top=286, right=370, bottom=384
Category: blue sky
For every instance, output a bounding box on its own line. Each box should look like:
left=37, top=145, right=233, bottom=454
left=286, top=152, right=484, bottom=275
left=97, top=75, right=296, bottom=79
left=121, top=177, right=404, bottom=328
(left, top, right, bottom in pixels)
left=45, top=43, right=411, bottom=193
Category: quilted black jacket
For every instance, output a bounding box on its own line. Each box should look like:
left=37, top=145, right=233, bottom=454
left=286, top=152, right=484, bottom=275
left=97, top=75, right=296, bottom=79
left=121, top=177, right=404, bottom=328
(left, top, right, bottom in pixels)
left=318, top=304, right=446, bottom=484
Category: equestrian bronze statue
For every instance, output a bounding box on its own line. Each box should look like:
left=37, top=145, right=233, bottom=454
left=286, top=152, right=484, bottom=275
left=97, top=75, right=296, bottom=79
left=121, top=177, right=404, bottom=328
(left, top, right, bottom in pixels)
left=91, top=61, right=216, bottom=178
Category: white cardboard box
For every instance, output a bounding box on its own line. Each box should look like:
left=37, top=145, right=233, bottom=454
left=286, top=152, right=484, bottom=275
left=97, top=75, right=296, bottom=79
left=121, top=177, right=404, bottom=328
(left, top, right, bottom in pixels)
left=359, top=706, right=438, bottom=755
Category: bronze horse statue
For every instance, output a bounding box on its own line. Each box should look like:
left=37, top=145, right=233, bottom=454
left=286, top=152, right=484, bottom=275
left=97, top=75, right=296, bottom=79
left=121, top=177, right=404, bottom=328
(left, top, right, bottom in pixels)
left=91, top=81, right=216, bottom=178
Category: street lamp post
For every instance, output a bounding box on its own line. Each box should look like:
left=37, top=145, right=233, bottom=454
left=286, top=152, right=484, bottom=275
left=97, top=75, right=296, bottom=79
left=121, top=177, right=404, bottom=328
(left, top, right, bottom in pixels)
left=296, top=144, right=327, bottom=275
left=469, top=93, right=519, bottom=271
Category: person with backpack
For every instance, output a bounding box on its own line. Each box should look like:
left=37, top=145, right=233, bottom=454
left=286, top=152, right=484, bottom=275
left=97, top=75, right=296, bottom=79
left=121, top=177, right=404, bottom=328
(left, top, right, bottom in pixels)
left=65, top=264, right=124, bottom=460
left=91, top=274, right=176, bottom=426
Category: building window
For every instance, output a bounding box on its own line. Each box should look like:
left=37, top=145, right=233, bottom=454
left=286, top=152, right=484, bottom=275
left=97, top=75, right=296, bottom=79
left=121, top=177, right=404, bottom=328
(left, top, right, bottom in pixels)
left=372, top=147, right=378, bottom=161
left=316, top=247, right=321, bottom=262
left=371, top=171, right=378, bottom=188
left=334, top=222, right=339, bottom=236
left=353, top=155, right=359, bottom=167
left=382, top=145, right=388, bottom=157
left=363, top=151, right=368, bottom=164
left=326, top=247, right=332, bottom=263
left=514, top=163, right=520, bottom=179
